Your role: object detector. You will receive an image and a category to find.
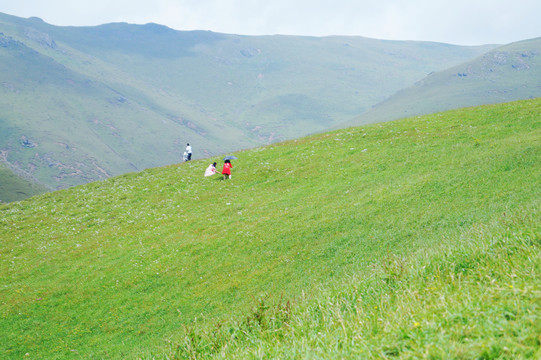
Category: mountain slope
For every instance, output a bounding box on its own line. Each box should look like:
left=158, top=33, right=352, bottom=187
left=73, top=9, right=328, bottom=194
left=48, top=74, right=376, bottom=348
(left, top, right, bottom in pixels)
left=0, top=12, right=495, bottom=191
left=1, top=98, right=539, bottom=358
left=0, top=162, right=47, bottom=202
left=345, top=37, right=541, bottom=126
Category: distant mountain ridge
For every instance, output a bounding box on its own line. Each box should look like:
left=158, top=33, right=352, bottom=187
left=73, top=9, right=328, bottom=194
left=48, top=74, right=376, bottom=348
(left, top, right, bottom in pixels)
left=344, top=37, right=541, bottom=126
left=0, top=12, right=505, bottom=194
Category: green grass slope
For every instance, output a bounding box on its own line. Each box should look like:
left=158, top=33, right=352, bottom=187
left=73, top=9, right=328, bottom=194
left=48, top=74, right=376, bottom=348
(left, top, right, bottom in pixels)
left=0, top=20, right=253, bottom=191
left=1, top=98, right=540, bottom=358
left=0, top=163, right=48, bottom=203
left=345, top=37, right=541, bottom=127
left=0, top=12, right=495, bottom=190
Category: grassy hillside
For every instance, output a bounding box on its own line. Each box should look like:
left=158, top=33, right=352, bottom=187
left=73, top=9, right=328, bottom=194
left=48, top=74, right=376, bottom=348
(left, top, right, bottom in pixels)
left=0, top=12, right=495, bottom=190
left=346, top=37, right=541, bottom=127
left=0, top=19, right=252, bottom=192
left=0, top=163, right=48, bottom=203
left=1, top=98, right=539, bottom=358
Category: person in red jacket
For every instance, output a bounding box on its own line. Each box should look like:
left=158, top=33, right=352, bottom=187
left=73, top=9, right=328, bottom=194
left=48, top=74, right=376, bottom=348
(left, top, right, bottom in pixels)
left=222, top=159, right=233, bottom=180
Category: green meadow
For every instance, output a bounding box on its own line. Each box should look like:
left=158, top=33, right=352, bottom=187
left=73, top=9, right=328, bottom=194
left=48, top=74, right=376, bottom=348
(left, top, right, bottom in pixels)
left=1, top=99, right=540, bottom=359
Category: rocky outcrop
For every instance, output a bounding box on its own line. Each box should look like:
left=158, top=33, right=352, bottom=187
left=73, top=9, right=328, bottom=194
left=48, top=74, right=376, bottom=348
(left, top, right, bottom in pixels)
left=0, top=32, right=21, bottom=48
left=19, top=136, right=37, bottom=148
left=24, top=27, right=57, bottom=49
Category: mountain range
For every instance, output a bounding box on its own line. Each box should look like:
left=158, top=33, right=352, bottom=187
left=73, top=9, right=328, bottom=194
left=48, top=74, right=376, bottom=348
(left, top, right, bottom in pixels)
left=0, top=12, right=539, bottom=201
left=346, top=37, right=541, bottom=126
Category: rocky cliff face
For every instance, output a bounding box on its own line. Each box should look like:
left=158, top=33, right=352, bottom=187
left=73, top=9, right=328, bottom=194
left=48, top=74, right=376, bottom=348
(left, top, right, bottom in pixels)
left=24, top=27, right=58, bottom=49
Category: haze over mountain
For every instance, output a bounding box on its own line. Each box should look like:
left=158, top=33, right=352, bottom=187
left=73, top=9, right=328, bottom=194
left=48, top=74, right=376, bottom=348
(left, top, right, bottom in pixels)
left=0, top=12, right=500, bottom=196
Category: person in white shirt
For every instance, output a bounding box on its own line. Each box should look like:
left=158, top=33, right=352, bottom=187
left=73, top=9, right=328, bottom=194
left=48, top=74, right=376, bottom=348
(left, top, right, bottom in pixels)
left=186, top=143, right=192, bottom=160
left=204, top=162, right=218, bottom=176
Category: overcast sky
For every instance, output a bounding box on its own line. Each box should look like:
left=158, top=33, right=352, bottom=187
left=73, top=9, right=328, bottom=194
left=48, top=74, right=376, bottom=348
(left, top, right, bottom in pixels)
left=1, top=0, right=539, bottom=45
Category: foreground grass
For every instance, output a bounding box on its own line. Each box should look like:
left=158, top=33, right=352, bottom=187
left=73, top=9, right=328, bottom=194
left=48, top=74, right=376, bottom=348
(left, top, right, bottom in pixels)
left=1, top=98, right=540, bottom=358
left=168, top=205, right=540, bottom=359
